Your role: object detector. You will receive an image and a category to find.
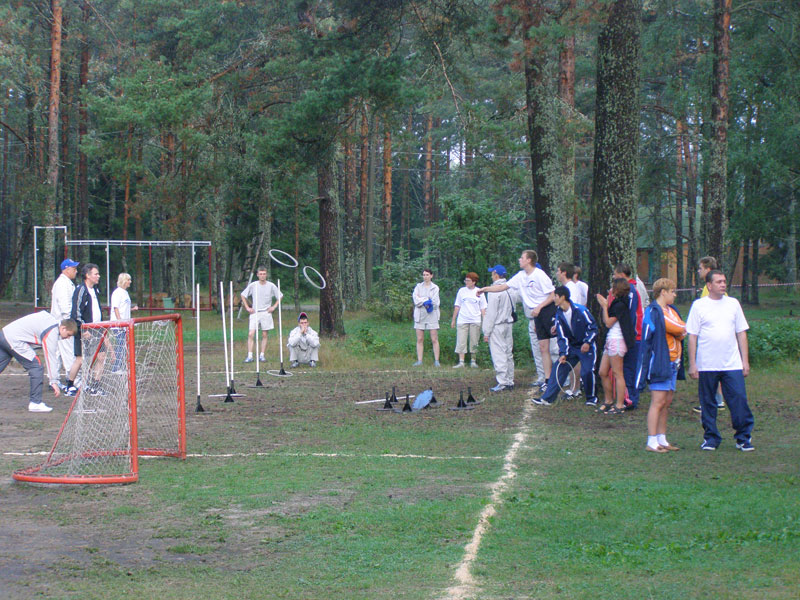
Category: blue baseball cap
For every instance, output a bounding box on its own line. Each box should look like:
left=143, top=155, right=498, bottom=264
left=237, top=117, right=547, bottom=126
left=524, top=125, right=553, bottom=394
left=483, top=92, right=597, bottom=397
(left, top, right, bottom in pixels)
left=487, top=265, right=507, bottom=277
left=61, top=258, right=79, bottom=270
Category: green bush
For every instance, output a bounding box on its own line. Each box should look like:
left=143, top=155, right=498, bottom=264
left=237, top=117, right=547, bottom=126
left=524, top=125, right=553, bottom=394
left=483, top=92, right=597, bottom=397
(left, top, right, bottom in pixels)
left=369, top=256, right=430, bottom=322
left=748, top=319, right=800, bottom=364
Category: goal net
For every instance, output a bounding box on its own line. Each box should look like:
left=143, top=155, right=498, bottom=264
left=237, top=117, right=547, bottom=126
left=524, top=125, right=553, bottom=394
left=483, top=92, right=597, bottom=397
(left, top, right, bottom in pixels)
left=13, top=315, right=187, bottom=485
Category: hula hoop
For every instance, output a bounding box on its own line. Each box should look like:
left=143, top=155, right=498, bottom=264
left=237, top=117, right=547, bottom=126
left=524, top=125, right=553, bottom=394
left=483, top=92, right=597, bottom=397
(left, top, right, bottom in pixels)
left=266, top=369, right=294, bottom=378
left=303, top=265, right=326, bottom=290
left=269, top=249, right=299, bottom=269
left=555, top=360, right=578, bottom=393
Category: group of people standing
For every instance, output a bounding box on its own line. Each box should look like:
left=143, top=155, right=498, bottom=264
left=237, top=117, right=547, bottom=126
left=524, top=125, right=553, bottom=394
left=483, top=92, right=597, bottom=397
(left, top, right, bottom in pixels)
left=411, top=251, right=755, bottom=452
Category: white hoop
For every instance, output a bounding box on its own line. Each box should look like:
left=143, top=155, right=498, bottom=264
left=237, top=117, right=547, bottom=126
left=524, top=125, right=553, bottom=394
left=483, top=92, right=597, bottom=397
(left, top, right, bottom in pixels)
left=266, top=369, right=294, bottom=378
left=269, top=249, right=299, bottom=268
left=555, top=360, right=578, bottom=393
left=303, top=265, right=326, bottom=290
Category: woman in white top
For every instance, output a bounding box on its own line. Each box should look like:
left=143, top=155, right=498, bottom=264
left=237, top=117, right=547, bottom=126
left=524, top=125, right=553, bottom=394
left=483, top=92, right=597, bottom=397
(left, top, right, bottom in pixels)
left=110, top=273, right=138, bottom=371
left=412, top=268, right=441, bottom=366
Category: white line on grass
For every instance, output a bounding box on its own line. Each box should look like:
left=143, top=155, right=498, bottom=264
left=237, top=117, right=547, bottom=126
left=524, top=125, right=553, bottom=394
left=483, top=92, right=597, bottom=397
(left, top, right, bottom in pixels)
left=3, top=451, right=499, bottom=461
left=438, top=398, right=535, bottom=600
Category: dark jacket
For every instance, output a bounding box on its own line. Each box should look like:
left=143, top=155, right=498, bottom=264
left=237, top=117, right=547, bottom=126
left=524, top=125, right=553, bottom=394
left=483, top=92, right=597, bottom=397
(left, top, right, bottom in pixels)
left=609, top=296, right=636, bottom=350
left=555, top=302, right=598, bottom=356
left=71, top=283, right=103, bottom=327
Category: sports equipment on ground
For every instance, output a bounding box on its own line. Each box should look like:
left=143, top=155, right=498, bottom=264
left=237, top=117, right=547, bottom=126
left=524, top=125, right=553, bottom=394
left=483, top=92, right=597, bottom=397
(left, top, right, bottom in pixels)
left=13, top=315, right=186, bottom=485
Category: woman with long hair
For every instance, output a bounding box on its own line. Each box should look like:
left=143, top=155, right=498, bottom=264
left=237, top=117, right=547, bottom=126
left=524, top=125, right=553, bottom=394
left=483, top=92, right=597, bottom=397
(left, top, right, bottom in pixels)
left=595, top=278, right=635, bottom=414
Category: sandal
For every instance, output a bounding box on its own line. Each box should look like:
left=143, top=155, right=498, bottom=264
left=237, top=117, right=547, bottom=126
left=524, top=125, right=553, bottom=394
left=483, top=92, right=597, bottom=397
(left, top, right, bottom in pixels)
left=596, top=403, right=614, bottom=413
left=605, top=406, right=626, bottom=415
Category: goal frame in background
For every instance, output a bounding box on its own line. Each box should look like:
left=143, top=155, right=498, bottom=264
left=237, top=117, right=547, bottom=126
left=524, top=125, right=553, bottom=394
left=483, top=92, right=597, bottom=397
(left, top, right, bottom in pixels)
left=12, top=314, right=187, bottom=485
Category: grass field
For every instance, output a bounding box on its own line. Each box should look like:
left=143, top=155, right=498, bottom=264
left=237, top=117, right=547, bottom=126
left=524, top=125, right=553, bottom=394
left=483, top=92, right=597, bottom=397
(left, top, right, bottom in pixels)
left=1, top=297, right=799, bottom=599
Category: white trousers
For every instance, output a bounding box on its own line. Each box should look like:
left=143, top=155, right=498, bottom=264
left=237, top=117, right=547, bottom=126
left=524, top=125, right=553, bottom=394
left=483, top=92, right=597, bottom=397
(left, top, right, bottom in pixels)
left=288, top=341, right=319, bottom=364
left=488, top=323, right=514, bottom=386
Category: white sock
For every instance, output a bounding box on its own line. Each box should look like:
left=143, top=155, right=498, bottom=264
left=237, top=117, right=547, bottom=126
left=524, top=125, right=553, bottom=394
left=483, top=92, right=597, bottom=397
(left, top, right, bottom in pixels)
left=657, top=434, right=668, bottom=447
left=247, top=352, right=253, bottom=359
left=647, top=435, right=660, bottom=449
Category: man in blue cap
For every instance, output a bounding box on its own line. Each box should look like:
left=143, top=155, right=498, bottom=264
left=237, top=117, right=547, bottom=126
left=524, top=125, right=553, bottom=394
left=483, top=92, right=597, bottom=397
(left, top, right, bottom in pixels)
left=482, top=265, right=516, bottom=391
left=50, top=258, right=80, bottom=390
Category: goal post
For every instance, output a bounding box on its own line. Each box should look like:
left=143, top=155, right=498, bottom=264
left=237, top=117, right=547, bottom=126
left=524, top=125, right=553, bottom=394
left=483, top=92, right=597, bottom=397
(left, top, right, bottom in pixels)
left=13, top=314, right=186, bottom=485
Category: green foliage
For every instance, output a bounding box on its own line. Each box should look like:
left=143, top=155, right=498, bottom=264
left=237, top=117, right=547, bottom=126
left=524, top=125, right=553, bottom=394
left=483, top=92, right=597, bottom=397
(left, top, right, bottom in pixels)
left=368, top=255, right=429, bottom=322
left=748, top=319, right=800, bottom=364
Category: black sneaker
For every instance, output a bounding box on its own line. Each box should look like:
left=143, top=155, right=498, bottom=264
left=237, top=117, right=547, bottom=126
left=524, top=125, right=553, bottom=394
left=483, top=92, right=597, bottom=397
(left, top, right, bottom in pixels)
left=584, top=398, right=598, bottom=407
left=531, top=396, right=553, bottom=406
left=736, top=439, right=755, bottom=452
left=700, top=440, right=717, bottom=451
left=692, top=405, right=702, bottom=414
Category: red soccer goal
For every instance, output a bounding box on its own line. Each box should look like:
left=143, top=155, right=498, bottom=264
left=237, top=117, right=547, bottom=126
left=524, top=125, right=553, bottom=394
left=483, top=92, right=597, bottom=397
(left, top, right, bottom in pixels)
left=13, top=315, right=186, bottom=485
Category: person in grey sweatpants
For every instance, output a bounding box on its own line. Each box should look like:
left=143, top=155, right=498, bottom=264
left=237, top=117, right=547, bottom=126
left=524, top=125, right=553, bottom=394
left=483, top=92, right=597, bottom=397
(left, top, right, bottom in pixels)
left=0, top=312, right=78, bottom=412
left=482, top=265, right=516, bottom=392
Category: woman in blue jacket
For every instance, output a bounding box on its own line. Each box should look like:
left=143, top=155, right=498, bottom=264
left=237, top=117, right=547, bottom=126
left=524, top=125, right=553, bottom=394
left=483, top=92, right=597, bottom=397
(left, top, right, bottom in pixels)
left=636, top=278, right=686, bottom=453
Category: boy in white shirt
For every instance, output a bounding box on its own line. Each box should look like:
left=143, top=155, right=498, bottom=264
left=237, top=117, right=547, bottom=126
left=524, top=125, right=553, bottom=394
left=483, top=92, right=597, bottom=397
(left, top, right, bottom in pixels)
left=451, top=272, right=487, bottom=368
left=240, top=266, right=282, bottom=363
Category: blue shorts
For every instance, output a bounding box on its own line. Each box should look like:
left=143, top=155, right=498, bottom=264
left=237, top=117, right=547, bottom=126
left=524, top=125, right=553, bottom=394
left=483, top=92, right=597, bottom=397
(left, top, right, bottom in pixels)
left=649, top=360, right=679, bottom=392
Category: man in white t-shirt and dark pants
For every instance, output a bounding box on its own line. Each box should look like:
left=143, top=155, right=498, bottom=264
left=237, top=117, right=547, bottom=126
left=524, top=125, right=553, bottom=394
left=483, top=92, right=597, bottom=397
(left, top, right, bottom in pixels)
left=478, top=249, right=556, bottom=391
left=686, top=270, right=755, bottom=451
left=240, top=266, right=282, bottom=363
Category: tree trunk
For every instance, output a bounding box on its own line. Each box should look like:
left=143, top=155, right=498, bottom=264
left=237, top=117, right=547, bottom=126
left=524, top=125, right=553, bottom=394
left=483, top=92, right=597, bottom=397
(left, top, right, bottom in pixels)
left=740, top=239, right=750, bottom=303
left=77, top=1, right=90, bottom=246
left=678, top=118, right=698, bottom=289
left=750, top=238, right=759, bottom=305
left=559, top=0, right=577, bottom=263
left=317, top=159, right=345, bottom=336
left=359, top=106, right=369, bottom=288
left=43, top=0, right=64, bottom=305
left=588, top=0, right=641, bottom=313
left=382, top=126, right=392, bottom=262
left=788, top=190, right=797, bottom=286
left=525, top=48, right=563, bottom=275
left=423, top=114, right=433, bottom=227
left=706, top=0, right=731, bottom=267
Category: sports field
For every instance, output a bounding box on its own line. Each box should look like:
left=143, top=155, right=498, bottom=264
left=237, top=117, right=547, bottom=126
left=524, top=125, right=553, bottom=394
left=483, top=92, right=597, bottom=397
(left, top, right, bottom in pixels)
left=1, top=302, right=799, bottom=599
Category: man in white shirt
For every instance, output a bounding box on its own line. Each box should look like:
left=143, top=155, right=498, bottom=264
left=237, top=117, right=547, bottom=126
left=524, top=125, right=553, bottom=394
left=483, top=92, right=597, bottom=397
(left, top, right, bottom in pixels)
left=478, top=249, right=555, bottom=389
left=451, top=272, right=487, bottom=368
left=0, top=312, right=78, bottom=412
left=50, top=258, right=79, bottom=387
left=687, top=270, right=755, bottom=451
left=572, top=266, right=589, bottom=306
left=240, top=266, right=282, bottom=363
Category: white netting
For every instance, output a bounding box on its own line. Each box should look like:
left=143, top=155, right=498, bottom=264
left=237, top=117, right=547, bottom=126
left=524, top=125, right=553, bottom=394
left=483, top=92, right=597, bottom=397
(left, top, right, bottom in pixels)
left=13, top=316, right=185, bottom=484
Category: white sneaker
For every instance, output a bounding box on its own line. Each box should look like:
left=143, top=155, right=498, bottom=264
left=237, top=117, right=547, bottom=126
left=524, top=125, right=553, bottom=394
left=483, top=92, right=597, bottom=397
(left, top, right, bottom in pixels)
left=470, top=362, right=479, bottom=368
left=259, top=354, right=266, bottom=362
left=453, top=362, right=465, bottom=369
left=29, top=402, right=53, bottom=413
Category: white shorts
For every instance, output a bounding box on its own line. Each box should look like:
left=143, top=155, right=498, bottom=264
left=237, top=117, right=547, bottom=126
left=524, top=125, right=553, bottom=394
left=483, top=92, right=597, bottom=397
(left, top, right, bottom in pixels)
left=249, top=311, right=275, bottom=332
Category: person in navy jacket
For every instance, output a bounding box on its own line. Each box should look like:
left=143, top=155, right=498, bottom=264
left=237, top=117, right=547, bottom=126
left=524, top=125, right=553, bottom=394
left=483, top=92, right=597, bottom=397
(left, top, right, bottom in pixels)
left=532, top=286, right=598, bottom=406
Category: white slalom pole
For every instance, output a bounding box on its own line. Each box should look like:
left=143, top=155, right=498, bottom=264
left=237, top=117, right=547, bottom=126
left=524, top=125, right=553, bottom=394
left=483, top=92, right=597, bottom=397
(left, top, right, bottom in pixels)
left=229, top=281, right=236, bottom=393
left=220, top=281, right=230, bottom=388
left=195, top=283, right=205, bottom=412
left=277, top=279, right=286, bottom=371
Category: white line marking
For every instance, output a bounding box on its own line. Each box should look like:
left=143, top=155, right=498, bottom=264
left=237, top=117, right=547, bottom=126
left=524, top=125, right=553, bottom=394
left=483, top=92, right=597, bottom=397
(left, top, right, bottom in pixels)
left=438, top=399, right=534, bottom=600
left=3, top=450, right=498, bottom=461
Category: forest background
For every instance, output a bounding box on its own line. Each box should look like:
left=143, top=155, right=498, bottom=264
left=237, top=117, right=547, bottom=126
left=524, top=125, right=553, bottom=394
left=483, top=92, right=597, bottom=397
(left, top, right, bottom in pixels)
left=0, top=0, right=797, bottom=336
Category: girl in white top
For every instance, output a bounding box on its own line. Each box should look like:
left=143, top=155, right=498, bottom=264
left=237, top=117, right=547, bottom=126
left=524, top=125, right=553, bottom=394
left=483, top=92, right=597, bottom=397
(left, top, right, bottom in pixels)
left=412, top=268, right=441, bottom=366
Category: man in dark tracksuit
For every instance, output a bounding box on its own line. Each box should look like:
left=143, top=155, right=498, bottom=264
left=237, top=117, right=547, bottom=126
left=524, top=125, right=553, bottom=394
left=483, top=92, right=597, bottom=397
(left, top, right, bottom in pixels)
left=614, top=264, right=643, bottom=409
left=532, top=286, right=598, bottom=406
left=68, top=263, right=105, bottom=396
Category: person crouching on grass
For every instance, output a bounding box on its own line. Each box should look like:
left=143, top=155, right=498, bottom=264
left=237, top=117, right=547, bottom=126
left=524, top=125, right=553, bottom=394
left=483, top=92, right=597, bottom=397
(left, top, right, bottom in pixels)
left=636, top=278, right=686, bottom=453
left=595, top=278, right=635, bottom=415
left=531, top=286, right=598, bottom=407
left=451, top=272, right=486, bottom=368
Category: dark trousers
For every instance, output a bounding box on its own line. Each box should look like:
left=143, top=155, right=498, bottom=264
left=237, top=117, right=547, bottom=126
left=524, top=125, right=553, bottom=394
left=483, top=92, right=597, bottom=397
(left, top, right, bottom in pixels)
left=698, top=370, right=754, bottom=446
left=623, top=339, right=641, bottom=407
left=0, top=331, right=44, bottom=405
left=541, top=347, right=596, bottom=403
